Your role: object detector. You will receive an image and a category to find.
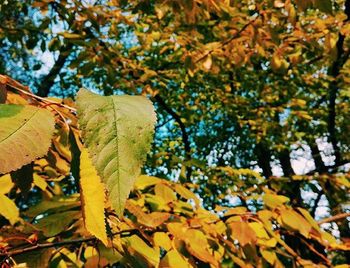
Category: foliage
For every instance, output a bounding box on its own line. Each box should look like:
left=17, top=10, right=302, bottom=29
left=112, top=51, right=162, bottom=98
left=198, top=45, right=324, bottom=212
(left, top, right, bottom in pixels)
left=0, top=0, right=349, bottom=266
left=0, top=76, right=347, bottom=267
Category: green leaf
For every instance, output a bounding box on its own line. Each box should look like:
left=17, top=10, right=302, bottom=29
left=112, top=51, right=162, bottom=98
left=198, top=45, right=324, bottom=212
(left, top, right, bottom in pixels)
left=14, top=249, right=53, bottom=268
left=0, top=104, right=55, bottom=174
left=314, top=0, right=332, bottom=13
left=35, top=210, right=80, bottom=237
left=76, top=89, right=156, bottom=215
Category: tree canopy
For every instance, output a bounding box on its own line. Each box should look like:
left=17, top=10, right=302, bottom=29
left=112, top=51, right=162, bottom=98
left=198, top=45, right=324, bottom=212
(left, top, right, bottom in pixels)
left=0, top=0, right=349, bottom=267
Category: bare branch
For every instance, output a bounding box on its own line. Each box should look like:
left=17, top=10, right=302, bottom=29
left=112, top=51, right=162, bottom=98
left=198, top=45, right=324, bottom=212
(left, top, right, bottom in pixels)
left=0, top=229, right=137, bottom=258
left=318, top=212, right=350, bottom=225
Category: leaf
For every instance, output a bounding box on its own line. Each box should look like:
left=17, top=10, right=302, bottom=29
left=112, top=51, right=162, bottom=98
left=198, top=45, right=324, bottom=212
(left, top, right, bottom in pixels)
left=122, top=235, right=160, bottom=267
left=135, top=175, right=161, bottom=190
left=76, top=89, right=156, bottom=215
left=185, top=229, right=218, bottom=266
left=297, top=208, right=321, bottom=232
left=26, top=198, right=80, bottom=217
left=0, top=174, right=14, bottom=194
left=0, top=194, right=20, bottom=224
left=263, top=194, right=289, bottom=209
left=260, top=249, right=277, bottom=265
left=160, top=250, right=191, bottom=268
left=33, top=174, right=48, bottom=191
left=80, top=148, right=108, bottom=246
left=0, top=104, right=55, bottom=174
left=14, top=249, right=53, bottom=268
left=174, top=184, right=199, bottom=206
left=154, top=183, right=176, bottom=203
left=279, top=208, right=311, bottom=237
left=229, top=221, right=257, bottom=246
left=153, top=232, right=172, bottom=251
left=125, top=201, right=170, bottom=228
left=248, top=222, right=269, bottom=239
left=314, top=0, right=332, bottom=13
left=35, top=210, right=80, bottom=237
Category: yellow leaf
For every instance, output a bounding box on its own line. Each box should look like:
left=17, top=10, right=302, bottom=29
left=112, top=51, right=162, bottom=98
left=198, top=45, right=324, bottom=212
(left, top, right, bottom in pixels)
left=33, top=174, right=48, bottom=191
left=279, top=208, right=311, bottom=237
left=167, top=222, right=188, bottom=240
left=174, top=184, right=199, bottom=206
left=229, top=221, right=257, bottom=246
left=80, top=148, right=108, bottom=246
left=0, top=194, right=19, bottom=225
left=263, top=194, right=289, bottom=209
left=320, top=231, right=337, bottom=244
left=248, top=222, right=269, bottom=239
left=0, top=174, right=14, bottom=194
left=160, top=250, right=191, bottom=268
left=135, top=175, right=161, bottom=190
left=185, top=229, right=218, bottom=266
left=153, top=232, right=172, bottom=251
left=260, top=249, right=277, bottom=265
left=258, top=237, right=277, bottom=247
left=125, top=201, right=170, bottom=228
left=297, top=208, right=321, bottom=232
left=224, top=207, right=248, bottom=217
left=123, top=235, right=160, bottom=267
left=155, top=183, right=176, bottom=203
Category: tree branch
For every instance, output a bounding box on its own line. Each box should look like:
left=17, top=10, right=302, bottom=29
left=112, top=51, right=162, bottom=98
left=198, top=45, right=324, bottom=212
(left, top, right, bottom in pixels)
left=305, top=159, right=350, bottom=175
left=327, top=0, right=350, bottom=165
left=36, top=43, right=73, bottom=97
left=194, top=14, right=260, bottom=64
left=318, top=212, right=350, bottom=225
left=153, top=94, right=192, bottom=181
left=310, top=190, right=323, bottom=218
left=0, top=229, right=137, bottom=258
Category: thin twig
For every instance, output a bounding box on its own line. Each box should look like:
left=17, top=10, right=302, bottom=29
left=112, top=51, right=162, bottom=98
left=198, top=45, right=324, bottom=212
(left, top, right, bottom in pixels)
left=6, top=83, right=76, bottom=112
left=318, top=212, right=350, bottom=225
left=0, top=229, right=136, bottom=258
left=194, top=14, right=260, bottom=64
left=299, top=237, right=331, bottom=266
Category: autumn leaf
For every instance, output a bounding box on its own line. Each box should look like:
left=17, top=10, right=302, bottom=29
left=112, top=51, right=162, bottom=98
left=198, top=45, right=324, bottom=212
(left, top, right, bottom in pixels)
left=263, top=193, right=290, bottom=209
left=160, top=250, right=191, bottom=268
left=0, top=104, right=55, bottom=174
left=229, top=221, right=257, bottom=246
left=0, top=194, right=20, bottom=225
left=80, top=148, right=108, bottom=246
left=122, top=235, right=160, bottom=267
left=279, top=208, right=312, bottom=237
